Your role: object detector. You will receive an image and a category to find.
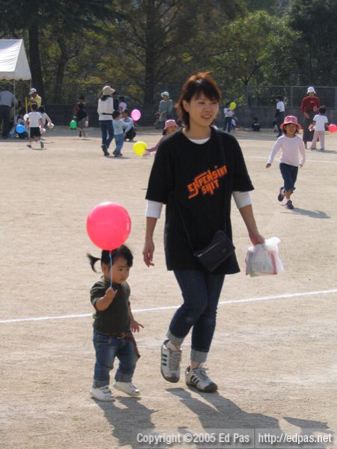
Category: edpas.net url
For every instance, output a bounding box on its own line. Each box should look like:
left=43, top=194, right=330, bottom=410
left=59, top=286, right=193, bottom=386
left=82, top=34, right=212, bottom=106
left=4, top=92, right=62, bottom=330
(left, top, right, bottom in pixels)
left=257, top=431, right=333, bottom=446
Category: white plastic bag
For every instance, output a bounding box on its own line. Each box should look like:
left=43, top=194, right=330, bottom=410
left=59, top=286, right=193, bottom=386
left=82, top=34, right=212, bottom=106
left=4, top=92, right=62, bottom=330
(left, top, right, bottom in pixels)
left=245, top=237, right=284, bottom=277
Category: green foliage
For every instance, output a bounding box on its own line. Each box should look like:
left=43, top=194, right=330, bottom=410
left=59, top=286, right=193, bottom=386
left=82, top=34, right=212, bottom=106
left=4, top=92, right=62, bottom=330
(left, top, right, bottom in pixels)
left=2, top=0, right=337, bottom=107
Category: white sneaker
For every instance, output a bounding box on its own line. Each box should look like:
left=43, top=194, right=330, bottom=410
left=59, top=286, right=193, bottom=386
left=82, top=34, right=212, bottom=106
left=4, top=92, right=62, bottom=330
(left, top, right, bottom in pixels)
left=113, top=381, right=140, bottom=397
left=90, top=385, right=114, bottom=401
left=160, top=339, right=182, bottom=383
left=185, top=365, right=218, bottom=392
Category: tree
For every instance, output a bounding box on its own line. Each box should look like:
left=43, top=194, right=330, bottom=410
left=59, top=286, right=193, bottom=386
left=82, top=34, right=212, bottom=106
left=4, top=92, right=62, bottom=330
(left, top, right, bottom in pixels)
left=208, top=11, right=298, bottom=104
left=289, top=0, right=337, bottom=84
left=0, top=0, right=115, bottom=102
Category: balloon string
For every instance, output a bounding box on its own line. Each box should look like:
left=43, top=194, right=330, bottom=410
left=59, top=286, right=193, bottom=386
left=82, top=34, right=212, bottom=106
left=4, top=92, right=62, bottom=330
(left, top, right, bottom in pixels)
left=109, top=251, right=112, bottom=288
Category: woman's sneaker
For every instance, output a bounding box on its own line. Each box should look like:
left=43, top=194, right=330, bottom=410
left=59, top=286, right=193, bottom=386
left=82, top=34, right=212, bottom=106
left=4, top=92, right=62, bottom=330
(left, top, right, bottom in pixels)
left=277, top=187, right=284, bottom=202
left=160, top=340, right=182, bottom=383
left=113, top=381, right=140, bottom=397
left=90, top=385, right=114, bottom=401
left=185, top=366, right=218, bottom=393
left=286, top=200, right=294, bottom=210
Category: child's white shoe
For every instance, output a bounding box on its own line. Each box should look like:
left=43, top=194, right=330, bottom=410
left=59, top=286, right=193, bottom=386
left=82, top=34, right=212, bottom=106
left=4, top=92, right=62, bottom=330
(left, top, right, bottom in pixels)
left=113, top=381, right=140, bottom=397
left=90, top=385, right=114, bottom=401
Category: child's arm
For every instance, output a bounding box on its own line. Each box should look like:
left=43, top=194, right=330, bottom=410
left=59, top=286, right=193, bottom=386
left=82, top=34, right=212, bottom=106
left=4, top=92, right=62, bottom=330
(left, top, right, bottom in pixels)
left=299, top=140, right=305, bottom=167
left=266, top=139, right=281, bottom=168
left=308, top=120, right=315, bottom=132
left=94, top=287, right=117, bottom=311
left=128, top=301, right=143, bottom=332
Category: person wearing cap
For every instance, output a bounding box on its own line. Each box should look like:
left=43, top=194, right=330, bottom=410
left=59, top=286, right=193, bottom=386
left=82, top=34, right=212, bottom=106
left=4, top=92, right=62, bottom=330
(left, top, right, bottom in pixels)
left=28, top=88, right=42, bottom=110
left=157, top=91, right=173, bottom=129
left=266, top=115, right=305, bottom=210
left=144, top=119, right=178, bottom=155
left=300, top=86, right=320, bottom=148
left=97, top=85, right=115, bottom=156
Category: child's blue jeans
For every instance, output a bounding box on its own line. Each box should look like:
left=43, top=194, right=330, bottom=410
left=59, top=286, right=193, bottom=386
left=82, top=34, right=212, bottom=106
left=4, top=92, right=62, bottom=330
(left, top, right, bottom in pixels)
left=167, top=269, right=225, bottom=364
left=93, top=330, right=138, bottom=387
left=114, top=133, right=124, bottom=155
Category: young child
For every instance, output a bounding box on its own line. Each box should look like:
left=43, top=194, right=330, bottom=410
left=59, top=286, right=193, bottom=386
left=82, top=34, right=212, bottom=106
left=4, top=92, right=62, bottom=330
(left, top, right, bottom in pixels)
left=112, top=110, right=125, bottom=157
left=25, top=103, right=44, bottom=149
left=251, top=116, right=261, bottom=131
left=88, top=245, right=143, bottom=401
left=122, top=110, right=136, bottom=141
left=266, top=115, right=305, bottom=210
left=309, top=106, right=329, bottom=151
left=74, top=96, right=88, bottom=138
left=223, top=102, right=234, bottom=133
left=144, top=119, right=178, bottom=155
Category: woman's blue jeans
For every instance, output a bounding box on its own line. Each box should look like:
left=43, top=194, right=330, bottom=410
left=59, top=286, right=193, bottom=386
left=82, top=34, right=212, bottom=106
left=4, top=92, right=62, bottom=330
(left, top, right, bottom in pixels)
left=100, top=120, right=114, bottom=150
left=168, top=269, right=225, bottom=363
left=93, top=330, right=138, bottom=387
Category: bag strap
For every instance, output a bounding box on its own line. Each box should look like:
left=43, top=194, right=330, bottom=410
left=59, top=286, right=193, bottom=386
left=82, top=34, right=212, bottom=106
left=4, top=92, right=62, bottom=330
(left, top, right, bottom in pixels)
left=177, top=127, right=227, bottom=251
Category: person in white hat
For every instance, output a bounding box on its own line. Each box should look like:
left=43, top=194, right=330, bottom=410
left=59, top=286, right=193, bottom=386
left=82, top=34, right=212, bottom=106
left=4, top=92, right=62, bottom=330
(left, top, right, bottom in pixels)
left=300, top=86, right=320, bottom=148
left=157, top=91, right=173, bottom=129
left=28, top=88, right=42, bottom=110
left=97, top=85, right=115, bottom=156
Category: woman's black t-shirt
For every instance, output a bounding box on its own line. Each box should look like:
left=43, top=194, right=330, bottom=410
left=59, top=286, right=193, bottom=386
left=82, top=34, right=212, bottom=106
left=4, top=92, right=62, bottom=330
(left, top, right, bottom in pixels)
left=145, top=127, right=254, bottom=274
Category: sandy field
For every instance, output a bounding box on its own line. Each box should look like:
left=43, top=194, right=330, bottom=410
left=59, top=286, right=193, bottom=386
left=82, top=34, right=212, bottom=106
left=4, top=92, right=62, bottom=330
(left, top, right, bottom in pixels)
left=0, top=126, right=336, bottom=449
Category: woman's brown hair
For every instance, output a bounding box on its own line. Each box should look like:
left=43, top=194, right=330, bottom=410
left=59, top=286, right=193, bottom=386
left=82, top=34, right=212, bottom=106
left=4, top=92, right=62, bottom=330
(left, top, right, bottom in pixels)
left=176, top=72, right=221, bottom=128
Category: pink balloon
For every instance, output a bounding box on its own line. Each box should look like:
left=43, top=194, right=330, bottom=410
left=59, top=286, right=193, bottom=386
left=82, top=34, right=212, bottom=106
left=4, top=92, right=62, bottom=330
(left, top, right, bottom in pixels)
left=86, top=202, right=131, bottom=250
left=131, top=109, right=141, bottom=121
left=328, top=123, right=337, bottom=133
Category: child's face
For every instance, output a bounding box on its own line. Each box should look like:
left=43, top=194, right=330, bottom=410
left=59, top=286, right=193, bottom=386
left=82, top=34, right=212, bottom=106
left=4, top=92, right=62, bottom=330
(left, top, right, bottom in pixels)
left=102, top=256, right=130, bottom=284
left=166, top=125, right=177, bottom=134
left=284, top=123, right=297, bottom=136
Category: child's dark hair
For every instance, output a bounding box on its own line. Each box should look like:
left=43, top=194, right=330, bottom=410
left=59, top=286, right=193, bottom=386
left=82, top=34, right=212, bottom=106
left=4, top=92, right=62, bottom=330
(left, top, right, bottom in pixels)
left=31, top=103, right=38, bottom=111
left=319, top=105, right=326, bottom=114
left=112, top=110, right=120, bottom=119
left=87, top=245, right=133, bottom=272
left=176, top=72, right=221, bottom=128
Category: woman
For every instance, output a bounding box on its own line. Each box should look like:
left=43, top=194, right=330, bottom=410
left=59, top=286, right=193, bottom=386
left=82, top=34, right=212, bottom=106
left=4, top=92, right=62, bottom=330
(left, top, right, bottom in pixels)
left=157, top=91, right=173, bottom=129
left=143, top=72, right=264, bottom=393
left=97, top=85, right=115, bottom=156
left=300, top=86, right=320, bottom=149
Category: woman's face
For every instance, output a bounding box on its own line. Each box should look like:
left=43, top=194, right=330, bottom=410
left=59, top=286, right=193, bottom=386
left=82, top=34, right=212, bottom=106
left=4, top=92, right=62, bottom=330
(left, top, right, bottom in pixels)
left=183, top=93, right=219, bottom=129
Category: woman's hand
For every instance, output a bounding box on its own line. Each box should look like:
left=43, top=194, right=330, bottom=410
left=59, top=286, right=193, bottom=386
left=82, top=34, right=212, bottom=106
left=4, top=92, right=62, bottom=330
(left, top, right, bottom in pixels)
left=143, top=239, right=155, bottom=267
left=249, top=231, right=265, bottom=246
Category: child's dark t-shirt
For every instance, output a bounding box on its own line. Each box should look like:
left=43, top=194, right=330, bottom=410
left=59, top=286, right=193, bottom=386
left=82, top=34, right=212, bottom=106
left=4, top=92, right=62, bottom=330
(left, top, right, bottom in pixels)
left=90, top=279, right=130, bottom=335
left=145, top=128, right=254, bottom=274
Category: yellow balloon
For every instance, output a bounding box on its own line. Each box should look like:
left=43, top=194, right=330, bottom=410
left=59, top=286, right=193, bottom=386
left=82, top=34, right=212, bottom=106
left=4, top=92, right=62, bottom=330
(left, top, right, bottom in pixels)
left=133, top=141, right=148, bottom=157
left=230, top=101, right=237, bottom=110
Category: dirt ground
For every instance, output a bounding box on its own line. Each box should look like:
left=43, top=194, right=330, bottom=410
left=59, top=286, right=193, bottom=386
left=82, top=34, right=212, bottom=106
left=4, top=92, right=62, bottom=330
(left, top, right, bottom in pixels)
left=0, top=126, right=337, bottom=449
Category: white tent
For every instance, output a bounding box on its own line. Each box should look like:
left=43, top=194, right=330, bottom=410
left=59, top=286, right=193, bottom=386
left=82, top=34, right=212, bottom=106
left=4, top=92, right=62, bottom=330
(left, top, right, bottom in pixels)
left=0, top=39, right=31, bottom=80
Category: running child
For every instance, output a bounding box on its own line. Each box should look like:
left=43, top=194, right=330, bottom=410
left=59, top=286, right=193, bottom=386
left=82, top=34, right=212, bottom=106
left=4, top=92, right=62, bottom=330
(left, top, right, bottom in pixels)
left=144, top=119, right=178, bottom=155
left=309, top=106, right=329, bottom=151
left=266, top=115, right=305, bottom=210
left=88, top=245, right=143, bottom=401
left=25, top=103, right=44, bottom=149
